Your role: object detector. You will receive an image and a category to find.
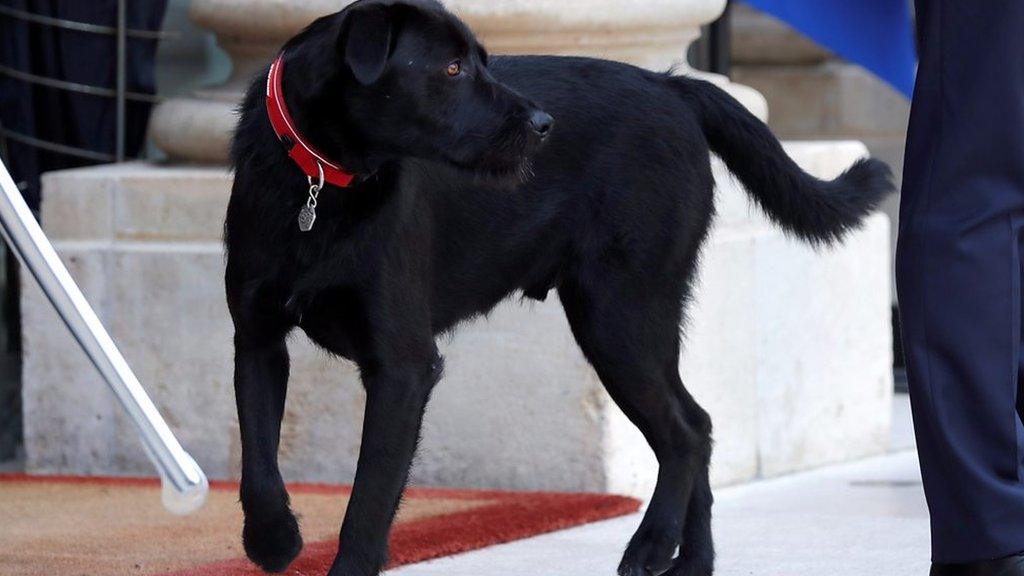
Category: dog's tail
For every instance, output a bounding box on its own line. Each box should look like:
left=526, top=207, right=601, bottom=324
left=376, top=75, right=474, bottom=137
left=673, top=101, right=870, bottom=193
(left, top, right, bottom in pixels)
left=674, top=76, right=894, bottom=245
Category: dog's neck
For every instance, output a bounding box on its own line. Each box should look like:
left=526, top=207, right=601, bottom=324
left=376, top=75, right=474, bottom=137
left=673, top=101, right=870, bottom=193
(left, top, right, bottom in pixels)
left=268, top=55, right=356, bottom=188
left=277, top=51, right=391, bottom=182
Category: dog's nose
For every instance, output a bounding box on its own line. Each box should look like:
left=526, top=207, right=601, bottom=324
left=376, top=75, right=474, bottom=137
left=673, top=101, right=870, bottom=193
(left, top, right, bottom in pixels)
left=528, top=110, right=554, bottom=139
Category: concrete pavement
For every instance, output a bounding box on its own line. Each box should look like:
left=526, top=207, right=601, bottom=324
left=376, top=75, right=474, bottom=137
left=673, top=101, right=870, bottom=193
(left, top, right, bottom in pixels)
left=394, top=395, right=930, bottom=576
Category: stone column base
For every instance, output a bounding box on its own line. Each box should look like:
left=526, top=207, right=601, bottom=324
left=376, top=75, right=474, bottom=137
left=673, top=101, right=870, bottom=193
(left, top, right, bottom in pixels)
left=22, top=142, right=892, bottom=495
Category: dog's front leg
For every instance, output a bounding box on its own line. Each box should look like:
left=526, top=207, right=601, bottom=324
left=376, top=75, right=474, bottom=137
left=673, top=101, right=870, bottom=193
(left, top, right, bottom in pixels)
left=233, top=329, right=303, bottom=572
left=328, top=353, right=443, bottom=576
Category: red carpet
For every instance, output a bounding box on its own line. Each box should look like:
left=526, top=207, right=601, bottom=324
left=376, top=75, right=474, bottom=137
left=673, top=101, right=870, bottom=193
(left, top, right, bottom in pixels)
left=0, top=473, right=640, bottom=576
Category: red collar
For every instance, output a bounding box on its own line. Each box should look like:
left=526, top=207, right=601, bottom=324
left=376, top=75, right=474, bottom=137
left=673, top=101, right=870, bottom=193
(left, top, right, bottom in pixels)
left=266, top=54, right=355, bottom=188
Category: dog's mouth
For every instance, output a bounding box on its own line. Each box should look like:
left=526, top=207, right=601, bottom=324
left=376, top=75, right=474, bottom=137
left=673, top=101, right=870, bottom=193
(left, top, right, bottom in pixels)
left=445, top=126, right=545, bottom=186
left=447, top=153, right=536, bottom=185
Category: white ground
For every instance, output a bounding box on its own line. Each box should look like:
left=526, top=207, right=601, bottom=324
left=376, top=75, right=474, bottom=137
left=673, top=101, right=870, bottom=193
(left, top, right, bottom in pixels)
left=393, top=395, right=930, bottom=576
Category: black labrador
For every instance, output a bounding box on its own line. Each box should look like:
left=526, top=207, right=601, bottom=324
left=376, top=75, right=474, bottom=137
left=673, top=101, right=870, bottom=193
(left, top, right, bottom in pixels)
left=225, top=1, right=893, bottom=574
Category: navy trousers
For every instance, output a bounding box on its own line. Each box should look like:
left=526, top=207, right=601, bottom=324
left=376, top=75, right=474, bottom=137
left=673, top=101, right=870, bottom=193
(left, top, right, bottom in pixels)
left=897, top=0, right=1024, bottom=563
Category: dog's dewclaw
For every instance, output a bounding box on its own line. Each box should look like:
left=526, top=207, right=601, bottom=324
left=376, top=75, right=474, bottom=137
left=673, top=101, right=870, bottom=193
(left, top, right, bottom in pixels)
left=298, top=205, right=316, bottom=232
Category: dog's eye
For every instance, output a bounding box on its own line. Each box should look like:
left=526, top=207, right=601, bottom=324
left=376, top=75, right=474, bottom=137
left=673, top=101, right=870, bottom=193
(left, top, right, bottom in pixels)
left=446, top=60, right=462, bottom=77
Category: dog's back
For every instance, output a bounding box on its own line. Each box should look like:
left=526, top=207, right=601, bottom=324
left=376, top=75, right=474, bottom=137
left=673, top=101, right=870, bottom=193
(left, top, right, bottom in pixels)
left=411, top=54, right=893, bottom=323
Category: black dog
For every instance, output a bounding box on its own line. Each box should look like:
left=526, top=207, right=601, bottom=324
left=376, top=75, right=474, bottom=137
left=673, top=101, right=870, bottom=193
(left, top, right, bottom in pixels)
left=225, top=1, right=893, bottom=574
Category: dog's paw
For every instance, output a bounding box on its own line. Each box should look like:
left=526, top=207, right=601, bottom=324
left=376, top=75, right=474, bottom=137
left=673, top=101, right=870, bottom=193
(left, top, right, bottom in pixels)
left=242, top=507, right=303, bottom=573
left=618, top=522, right=681, bottom=576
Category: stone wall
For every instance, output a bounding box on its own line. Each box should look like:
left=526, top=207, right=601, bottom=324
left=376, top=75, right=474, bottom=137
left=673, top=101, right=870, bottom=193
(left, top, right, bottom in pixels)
left=22, top=142, right=892, bottom=496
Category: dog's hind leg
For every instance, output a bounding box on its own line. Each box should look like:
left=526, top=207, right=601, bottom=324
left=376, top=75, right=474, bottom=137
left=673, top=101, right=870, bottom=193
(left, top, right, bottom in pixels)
left=231, top=316, right=303, bottom=573
left=663, top=383, right=712, bottom=573
left=559, top=274, right=714, bottom=576
left=669, top=387, right=715, bottom=576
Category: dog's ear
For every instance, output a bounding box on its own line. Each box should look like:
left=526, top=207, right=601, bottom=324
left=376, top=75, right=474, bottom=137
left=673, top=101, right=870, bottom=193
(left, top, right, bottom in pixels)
left=341, top=3, right=394, bottom=85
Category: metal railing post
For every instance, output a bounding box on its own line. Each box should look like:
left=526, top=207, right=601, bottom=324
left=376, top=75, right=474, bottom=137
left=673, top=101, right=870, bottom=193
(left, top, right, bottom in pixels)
left=115, top=0, right=128, bottom=162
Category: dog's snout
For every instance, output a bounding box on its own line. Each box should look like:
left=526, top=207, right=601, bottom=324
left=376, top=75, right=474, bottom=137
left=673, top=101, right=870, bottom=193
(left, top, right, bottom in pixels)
left=528, top=110, right=554, bottom=139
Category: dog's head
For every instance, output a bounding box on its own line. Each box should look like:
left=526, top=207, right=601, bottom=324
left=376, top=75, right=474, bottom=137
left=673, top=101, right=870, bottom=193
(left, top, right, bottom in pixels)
left=296, top=0, right=552, bottom=182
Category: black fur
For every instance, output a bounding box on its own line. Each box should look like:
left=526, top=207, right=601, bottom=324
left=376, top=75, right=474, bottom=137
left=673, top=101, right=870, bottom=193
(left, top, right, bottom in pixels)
left=225, top=1, right=894, bottom=575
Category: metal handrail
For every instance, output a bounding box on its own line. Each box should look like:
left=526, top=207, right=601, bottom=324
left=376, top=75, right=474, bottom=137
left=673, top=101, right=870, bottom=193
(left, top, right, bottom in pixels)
left=0, top=64, right=161, bottom=104
left=0, top=157, right=208, bottom=515
left=0, top=127, right=121, bottom=163
left=0, top=5, right=177, bottom=40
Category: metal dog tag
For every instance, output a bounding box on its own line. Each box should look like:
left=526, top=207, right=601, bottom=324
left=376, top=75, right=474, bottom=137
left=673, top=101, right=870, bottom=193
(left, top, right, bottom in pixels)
left=297, top=204, right=316, bottom=232
left=298, top=178, right=321, bottom=232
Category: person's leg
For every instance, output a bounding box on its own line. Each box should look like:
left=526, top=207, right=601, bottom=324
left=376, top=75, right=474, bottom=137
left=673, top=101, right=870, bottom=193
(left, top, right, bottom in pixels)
left=897, top=0, right=1024, bottom=564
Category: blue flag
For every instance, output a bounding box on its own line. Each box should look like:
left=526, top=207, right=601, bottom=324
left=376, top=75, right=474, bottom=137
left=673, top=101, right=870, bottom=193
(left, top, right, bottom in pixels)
left=742, top=0, right=917, bottom=98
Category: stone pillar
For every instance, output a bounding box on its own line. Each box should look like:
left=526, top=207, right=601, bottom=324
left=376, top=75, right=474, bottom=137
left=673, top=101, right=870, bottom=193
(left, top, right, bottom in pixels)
left=149, top=0, right=766, bottom=163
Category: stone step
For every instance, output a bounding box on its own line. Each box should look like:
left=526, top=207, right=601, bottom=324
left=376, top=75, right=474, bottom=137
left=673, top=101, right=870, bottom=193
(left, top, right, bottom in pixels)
left=732, top=62, right=908, bottom=184
left=732, top=62, right=909, bottom=139
left=731, top=3, right=832, bottom=65
left=729, top=3, right=910, bottom=168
